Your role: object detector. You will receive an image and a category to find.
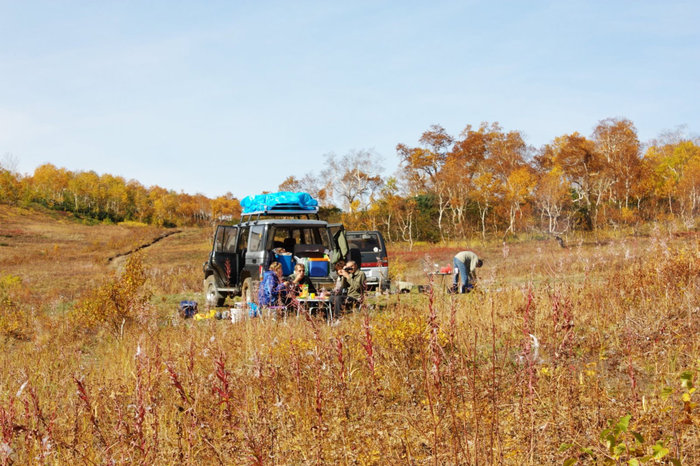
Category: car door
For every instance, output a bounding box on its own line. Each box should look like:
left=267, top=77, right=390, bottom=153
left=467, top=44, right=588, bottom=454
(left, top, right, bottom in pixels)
left=210, top=225, right=241, bottom=288
left=328, top=223, right=349, bottom=264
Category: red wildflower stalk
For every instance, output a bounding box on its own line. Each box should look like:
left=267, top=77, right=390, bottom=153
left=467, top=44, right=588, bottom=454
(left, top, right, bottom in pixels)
left=73, top=376, right=107, bottom=448
left=165, top=363, right=189, bottom=404
left=212, top=353, right=233, bottom=423
left=521, top=287, right=536, bottom=397
left=361, top=313, right=378, bottom=393
left=335, top=337, right=349, bottom=420
left=134, top=351, right=147, bottom=455
left=427, top=272, right=442, bottom=396
left=289, top=339, right=303, bottom=401
left=625, top=325, right=639, bottom=406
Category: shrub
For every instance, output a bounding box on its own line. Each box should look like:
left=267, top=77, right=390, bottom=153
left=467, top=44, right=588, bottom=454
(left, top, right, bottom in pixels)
left=0, top=274, right=33, bottom=341
left=69, top=253, right=153, bottom=335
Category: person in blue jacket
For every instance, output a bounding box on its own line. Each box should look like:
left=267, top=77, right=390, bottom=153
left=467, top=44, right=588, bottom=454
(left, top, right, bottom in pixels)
left=258, top=261, right=286, bottom=306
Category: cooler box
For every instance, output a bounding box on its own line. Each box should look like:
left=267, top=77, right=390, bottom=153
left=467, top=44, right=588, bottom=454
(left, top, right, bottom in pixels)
left=308, top=258, right=329, bottom=277
left=276, top=253, right=294, bottom=275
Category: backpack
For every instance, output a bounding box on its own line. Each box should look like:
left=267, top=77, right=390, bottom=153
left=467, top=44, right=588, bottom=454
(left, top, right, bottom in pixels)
left=178, top=300, right=198, bottom=318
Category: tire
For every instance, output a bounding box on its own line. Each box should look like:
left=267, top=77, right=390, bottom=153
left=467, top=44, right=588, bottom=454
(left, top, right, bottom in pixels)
left=240, top=277, right=254, bottom=303
left=205, top=275, right=225, bottom=307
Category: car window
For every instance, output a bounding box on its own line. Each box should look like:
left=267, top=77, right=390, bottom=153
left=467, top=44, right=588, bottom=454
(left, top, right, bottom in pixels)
left=248, top=225, right=265, bottom=251
left=214, top=226, right=239, bottom=253
left=237, top=227, right=249, bottom=253
left=347, top=234, right=380, bottom=252
left=268, top=226, right=330, bottom=250
left=223, top=229, right=237, bottom=253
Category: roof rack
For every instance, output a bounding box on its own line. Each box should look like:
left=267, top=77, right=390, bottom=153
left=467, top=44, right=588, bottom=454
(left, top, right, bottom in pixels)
left=240, top=192, right=321, bottom=222
left=241, top=204, right=320, bottom=222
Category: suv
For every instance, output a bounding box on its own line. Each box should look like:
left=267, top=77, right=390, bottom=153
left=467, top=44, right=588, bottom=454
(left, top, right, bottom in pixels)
left=345, top=230, right=389, bottom=291
left=203, top=201, right=349, bottom=307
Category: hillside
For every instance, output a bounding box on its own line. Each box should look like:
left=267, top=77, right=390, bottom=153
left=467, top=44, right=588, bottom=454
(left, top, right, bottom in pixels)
left=0, top=205, right=698, bottom=464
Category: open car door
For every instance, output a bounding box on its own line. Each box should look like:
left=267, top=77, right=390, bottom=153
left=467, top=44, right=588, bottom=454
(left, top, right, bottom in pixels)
left=210, top=225, right=241, bottom=288
left=328, top=223, right=349, bottom=264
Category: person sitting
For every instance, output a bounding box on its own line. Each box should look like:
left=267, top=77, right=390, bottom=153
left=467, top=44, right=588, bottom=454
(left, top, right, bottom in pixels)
left=332, top=260, right=346, bottom=294
left=258, top=261, right=286, bottom=307
left=288, top=262, right=316, bottom=298
left=332, top=260, right=366, bottom=314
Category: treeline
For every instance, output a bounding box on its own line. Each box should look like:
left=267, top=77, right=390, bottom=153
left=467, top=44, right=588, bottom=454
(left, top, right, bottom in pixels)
left=2, top=117, right=699, bottom=237
left=281, top=118, right=699, bottom=243
left=0, top=164, right=241, bottom=226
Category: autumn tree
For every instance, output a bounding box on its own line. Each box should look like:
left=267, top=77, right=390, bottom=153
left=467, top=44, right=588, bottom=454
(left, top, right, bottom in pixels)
left=482, top=125, right=533, bottom=235
left=278, top=174, right=330, bottom=207
left=539, top=133, right=611, bottom=230
left=148, top=186, right=178, bottom=227
left=396, top=125, right=454, bottom=239
left=442, top=124, right=490, bottom=237
left=126, top=180, right=152, bottom=223
left=532, top=145, right=572, bottom=233
left=396, top=124, right=453, bottom=192
left=0, top=155, right=23, bottom=205
left=645, top=134, right=700, bottom=221
left=31, top=164, right=71, bottom=209
left=320, top=150, right=384, bottom=212
left=592, top=118, right=643, bottom=214
left=211, top=193, right=241, bottom=222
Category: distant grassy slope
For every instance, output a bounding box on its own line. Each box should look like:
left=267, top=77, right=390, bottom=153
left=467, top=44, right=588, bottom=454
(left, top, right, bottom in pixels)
left=0, top=205, right=181, bottom=301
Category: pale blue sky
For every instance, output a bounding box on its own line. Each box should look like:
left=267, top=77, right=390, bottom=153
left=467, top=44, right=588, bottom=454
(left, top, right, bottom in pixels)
left=1, top=1, right=698, bottom=199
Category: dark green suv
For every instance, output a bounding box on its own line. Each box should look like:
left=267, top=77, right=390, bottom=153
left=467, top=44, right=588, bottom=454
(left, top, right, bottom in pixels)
left=203, top=209, right=348, bottom=307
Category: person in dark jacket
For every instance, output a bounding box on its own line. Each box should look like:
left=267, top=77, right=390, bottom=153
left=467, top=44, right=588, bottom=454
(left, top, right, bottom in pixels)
left=288, top=263, right=316, bottom=297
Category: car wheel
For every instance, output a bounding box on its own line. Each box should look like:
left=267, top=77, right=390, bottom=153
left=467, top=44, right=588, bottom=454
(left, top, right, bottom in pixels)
left=241, top=277, right=254, bottom=303
left=205, top=276, right=225, bottom=307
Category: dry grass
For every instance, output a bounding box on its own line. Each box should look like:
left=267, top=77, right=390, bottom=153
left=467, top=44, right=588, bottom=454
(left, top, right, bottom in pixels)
left=0, top=205, right=698, bottom=464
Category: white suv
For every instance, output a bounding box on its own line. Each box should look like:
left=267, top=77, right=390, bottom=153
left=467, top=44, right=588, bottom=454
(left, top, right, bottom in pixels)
left=346, top=230, right=390, bottom=291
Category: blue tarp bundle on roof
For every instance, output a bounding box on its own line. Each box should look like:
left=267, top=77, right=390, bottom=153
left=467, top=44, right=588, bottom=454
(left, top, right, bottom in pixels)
left=241, top=191, right=319, bottom=214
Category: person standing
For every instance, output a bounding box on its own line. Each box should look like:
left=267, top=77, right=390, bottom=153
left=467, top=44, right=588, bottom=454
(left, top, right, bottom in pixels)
left=453, top=250, right=483, bottom=293
left=333, top=260, right=366, bottom=313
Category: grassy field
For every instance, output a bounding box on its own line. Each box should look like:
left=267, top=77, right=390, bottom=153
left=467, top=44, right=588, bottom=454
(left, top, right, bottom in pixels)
left=0, top=204, right=698, bottom=464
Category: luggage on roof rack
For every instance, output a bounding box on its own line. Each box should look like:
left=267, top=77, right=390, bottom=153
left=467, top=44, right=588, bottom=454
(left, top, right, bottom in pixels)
left=240, top=191, right=319, bottom=220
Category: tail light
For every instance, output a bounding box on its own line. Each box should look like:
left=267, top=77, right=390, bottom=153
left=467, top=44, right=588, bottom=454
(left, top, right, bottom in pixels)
left=361, top=257, right=389, bottom=268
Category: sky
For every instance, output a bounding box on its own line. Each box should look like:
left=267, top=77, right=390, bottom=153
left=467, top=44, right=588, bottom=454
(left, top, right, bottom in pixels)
left=1, top=0, right=698, bottom=199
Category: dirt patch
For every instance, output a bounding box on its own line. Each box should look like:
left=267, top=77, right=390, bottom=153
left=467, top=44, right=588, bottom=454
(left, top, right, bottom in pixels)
left=107, top=230, right=181, bottom=263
